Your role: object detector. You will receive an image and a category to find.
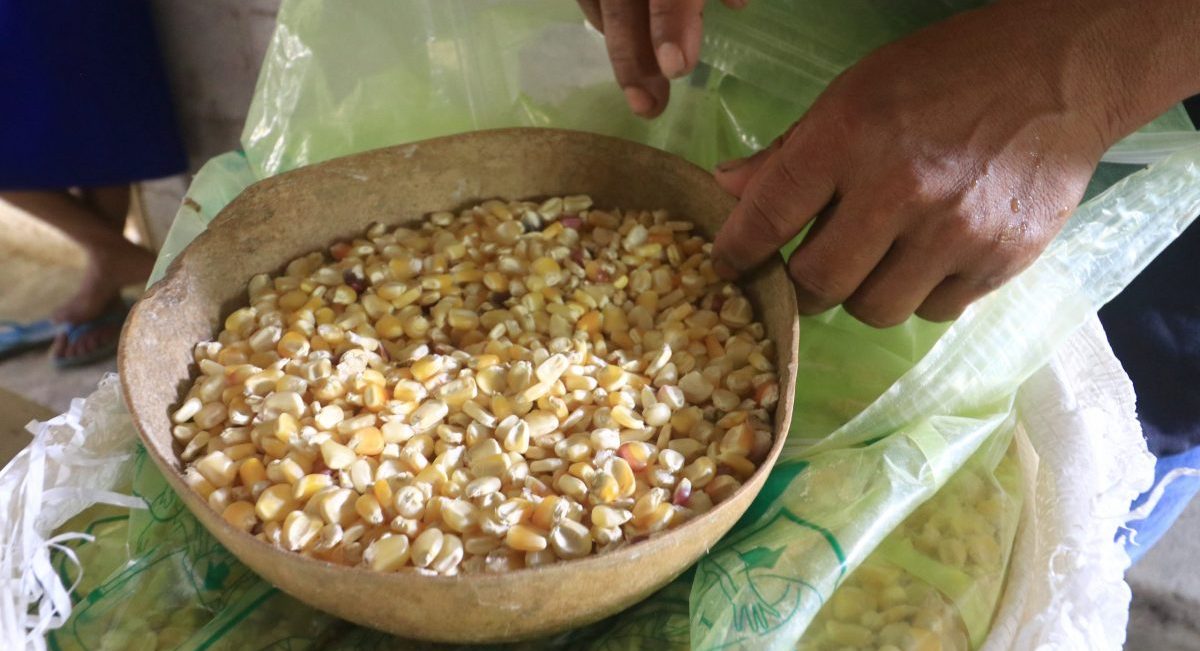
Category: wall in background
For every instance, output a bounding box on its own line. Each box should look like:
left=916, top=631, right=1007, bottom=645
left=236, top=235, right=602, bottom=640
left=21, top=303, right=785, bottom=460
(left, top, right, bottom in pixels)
left=140, top=0, right=281, bottom=245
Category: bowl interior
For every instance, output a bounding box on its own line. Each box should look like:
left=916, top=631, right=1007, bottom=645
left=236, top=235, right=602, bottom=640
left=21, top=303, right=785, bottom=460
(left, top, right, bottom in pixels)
left=119, top=128, right=799, bottom=643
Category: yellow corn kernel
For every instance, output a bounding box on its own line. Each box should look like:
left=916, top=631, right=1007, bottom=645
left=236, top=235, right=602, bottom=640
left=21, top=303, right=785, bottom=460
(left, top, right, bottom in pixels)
left=293, top=473, right=333, bottom=500
left=517, top=381, right=553, bottom=404
left=596, top=365, right=627, bottom=391
left=222, top=500, right=258, bottom=532
left=193, top=402, right=228, bottom=430
left=275, top=330, right=309, bottom=360
left=474, top=354, right=500, bottom=369
left=825, top=621, right=872, bottom=647
left=314, top=487, right=357, bottom=526
left=681, top=456, right=716, bottom=488
left=271, top=413, right=299, bottom=443
left=591, top=505, right=632, bottom=529
left=238, top=457, right=266, bottom=486
left=610, top=457, right=637, bottom=497
left=375, top=314, right=405, bottom=339
left=349, top=426, right=385, bottom=456
left=355, top=493, right=385, bottom=525
left=716, top=451, right=756, bottom=479
left=224, top=307, right=258, bottom=336
left=577, top=310, right=601, bottom=336
left=555, top=474, right=588, bottom=502
left=590, top=471, right=620, bottom=504
left=529, top=495, right=562, bottom=531
left=720, top=422, right=755, bottom=457
left=362, top=384, right=387, bottom=412
left=255, top=483, right=297, bottom=522
left=263, top=391, right=304, bottom=419
left=447, top=309, right=479, bottom=331
left=223, top=442, right=257, bottom=462
left=195, top=451, right=238, bottom=488
left=392, top=379, right=425, bottom=403
left=505, top=524, right=547, bottom=552
left=216, top=345, right=249, bottom=366
left=257, top=434, right=286, bottom=458
left=705, top=474, right=741, bottom=503
left=372, top=478, right=394, bottom=506
left=410, top=356, right=443, bottom=382
left=183, top=467, right=216, bottom=499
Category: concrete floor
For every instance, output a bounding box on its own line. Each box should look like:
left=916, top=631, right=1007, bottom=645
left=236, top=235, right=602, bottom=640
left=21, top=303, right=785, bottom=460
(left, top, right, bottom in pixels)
left=1126, top=498, right=1200, bottom=650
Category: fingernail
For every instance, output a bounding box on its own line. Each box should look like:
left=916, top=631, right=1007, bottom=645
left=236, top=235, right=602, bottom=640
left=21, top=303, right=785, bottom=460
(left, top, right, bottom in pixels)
left=623, top=86, right=656, bottom=117
left=713, top=255, right=738, bottom=279
left=656, top=42, right=687, bottom=79
left=715, top=156, right=749, bottom=172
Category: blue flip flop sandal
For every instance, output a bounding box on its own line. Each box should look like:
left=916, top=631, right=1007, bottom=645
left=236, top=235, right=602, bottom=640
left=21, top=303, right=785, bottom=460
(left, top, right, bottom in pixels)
left=52, top=302, right=131, bottom=369
left=0, top=319, right=63, bottom=361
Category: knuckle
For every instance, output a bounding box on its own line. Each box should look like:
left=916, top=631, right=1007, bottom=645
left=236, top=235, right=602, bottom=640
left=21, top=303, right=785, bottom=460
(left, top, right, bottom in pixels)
left=746, top=192, right=795, bottom=243
left=843, top=285, right=908, bottom=328
left=973, top=272, right=1010, bottom=292
left=788, top=259, right=846, bottom=307
left=915, top=301, right=965, bottom=323
left=844, top=300, right=906, bottom=329
left=775, top=154, right=810, bottom=195
left=648, top=0, right=677, bottom=23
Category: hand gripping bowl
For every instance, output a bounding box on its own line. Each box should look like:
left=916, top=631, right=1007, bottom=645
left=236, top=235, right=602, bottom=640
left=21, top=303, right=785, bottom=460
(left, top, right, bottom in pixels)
left=118, top=128, right=799, bottom=643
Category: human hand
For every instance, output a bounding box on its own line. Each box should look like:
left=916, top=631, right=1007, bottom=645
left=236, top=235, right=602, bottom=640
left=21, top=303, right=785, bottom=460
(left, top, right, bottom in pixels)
left=709, top=2, right=1134, bottom=327
left=576, top=0, right=747, bottom=118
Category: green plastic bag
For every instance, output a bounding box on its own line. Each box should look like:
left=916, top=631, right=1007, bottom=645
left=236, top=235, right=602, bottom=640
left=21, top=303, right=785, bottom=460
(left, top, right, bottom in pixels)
left=44, top=1, right=1200, bottom=650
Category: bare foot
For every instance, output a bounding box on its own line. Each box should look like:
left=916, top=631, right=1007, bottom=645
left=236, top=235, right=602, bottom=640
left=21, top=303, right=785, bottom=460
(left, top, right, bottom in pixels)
left=53, top=236, right=152, bottom=325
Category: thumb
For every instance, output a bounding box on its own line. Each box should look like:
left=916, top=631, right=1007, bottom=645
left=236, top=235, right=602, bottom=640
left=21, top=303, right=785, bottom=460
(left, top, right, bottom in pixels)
left=713, top=146, right=776, bottom=197
left=712, top=120, right=801, bottom=196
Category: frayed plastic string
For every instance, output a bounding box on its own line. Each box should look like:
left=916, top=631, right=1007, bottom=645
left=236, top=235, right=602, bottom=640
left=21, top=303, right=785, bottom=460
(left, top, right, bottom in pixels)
left=2, top=393, right=145, bottom=651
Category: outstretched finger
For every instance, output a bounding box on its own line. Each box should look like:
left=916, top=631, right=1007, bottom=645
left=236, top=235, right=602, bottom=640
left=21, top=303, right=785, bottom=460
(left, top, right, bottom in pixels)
left=648, top=0, right=706, bottom=79
left=577, top=0, right=603, bottom=31
left=600, top=0, right=670, bottom=117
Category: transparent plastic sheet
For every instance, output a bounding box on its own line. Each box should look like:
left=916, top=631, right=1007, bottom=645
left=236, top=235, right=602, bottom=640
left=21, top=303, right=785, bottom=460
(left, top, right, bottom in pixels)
left=7, top=1, right=1197, bottom=649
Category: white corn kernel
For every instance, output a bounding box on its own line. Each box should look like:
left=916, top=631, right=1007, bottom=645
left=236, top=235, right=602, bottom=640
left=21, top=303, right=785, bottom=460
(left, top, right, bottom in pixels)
left=411, top=528, right=444, bottom=568
left=172, top=397, right=203, bottom=424
left=367, top=534, right=411, bottom=572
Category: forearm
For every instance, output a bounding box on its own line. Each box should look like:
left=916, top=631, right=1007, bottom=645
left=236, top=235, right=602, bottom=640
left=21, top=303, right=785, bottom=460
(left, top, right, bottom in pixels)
left=995, top=0, right=1200, bottom=145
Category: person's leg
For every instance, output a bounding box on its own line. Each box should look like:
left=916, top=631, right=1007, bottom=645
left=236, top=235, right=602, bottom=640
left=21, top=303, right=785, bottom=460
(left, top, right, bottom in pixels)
left=79, top=184, right=131, bottom=233
left=0, top=188, right=152, bottom=359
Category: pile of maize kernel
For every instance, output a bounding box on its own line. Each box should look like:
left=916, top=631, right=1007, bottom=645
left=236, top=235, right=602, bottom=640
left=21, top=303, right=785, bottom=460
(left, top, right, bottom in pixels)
left=171, top=195, right=779, bottom=575
left=797, top=558, right=969, bottom=651
left=797, top=445, right=1022, bottom=651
